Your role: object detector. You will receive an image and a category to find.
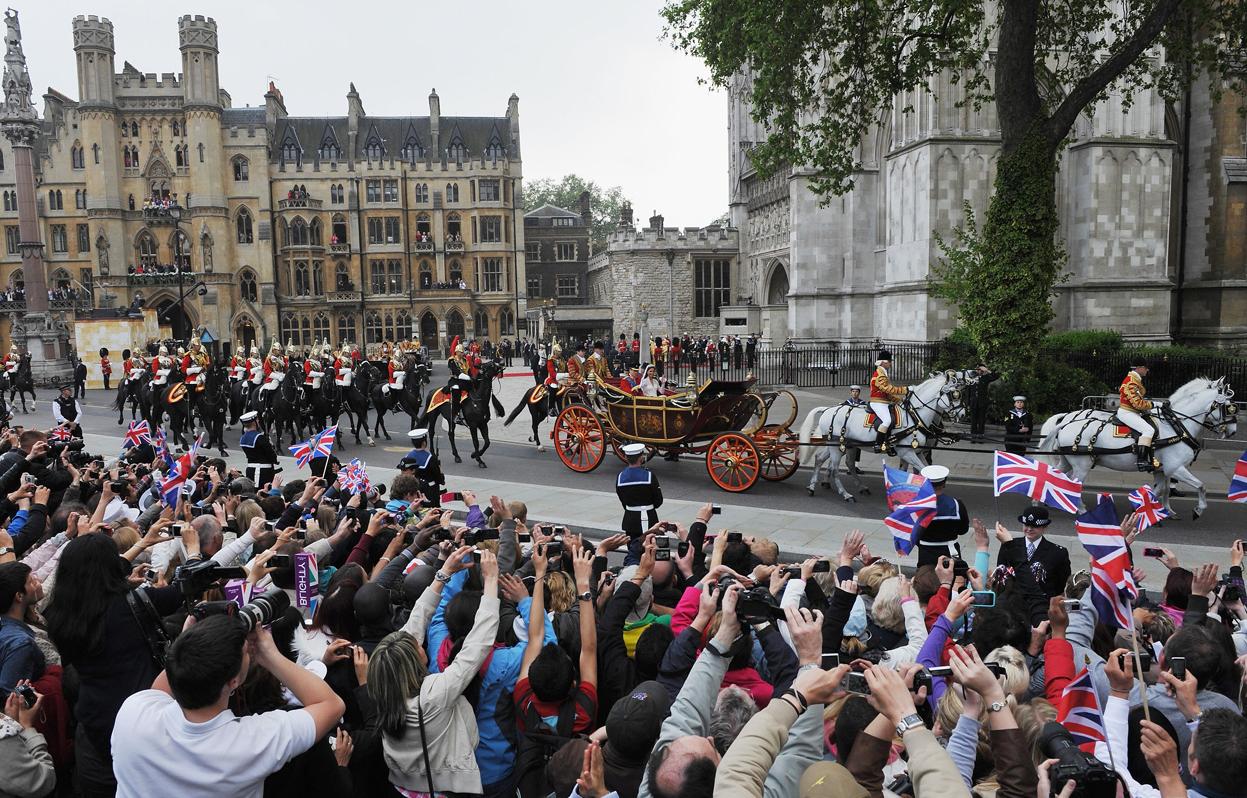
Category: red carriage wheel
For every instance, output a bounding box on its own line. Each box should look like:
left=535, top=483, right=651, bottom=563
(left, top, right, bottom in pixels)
left=554, top=405, right=606, bottom=473
left=756, top=425, right=801, bottom=482
left=705, top=432, right=761, bottom=492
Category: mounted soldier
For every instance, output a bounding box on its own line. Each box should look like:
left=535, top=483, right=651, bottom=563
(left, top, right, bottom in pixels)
left=383, top=345, right=405, bottom=396
left=303, top=340, right=326, bottom=402
left=448, top=336, right=470, bottom=377
left=151, top=345, right=177, bottom=387
left=246, top=345, right=264, bottom=395
left=182, top=339, right=210, bottom=393
left=1118, top=359, right=1161, bottom=471
left=333, top=345, right=353, bottom=388
left=229, top=345, right=248, bottom=384
left=259, top=340, right=287, bottom=410
left=1, top=344, right=18, bottom=378
left=869, top=350, right=907, bottom=455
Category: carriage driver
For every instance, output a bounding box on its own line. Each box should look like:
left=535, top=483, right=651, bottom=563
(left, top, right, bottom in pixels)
left=1118, top=358, right=1161, bottom=472
left=869, top=350, right=908, bottom=454
left=151, top=345, right=176, bottom=387
left=544, top=343, right=566, bottom=418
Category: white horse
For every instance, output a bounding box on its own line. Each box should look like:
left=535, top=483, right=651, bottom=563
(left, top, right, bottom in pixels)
left=798, top=370, right=972, bottom=501
left=1037, top=377, right=1237, bottom=519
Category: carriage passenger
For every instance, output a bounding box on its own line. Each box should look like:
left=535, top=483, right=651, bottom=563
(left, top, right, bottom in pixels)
left=637, top=364, right=670, bottom=398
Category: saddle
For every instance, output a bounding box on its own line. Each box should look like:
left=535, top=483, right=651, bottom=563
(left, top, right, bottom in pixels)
left=864, top=406, right=900, bottom=430
left=427, top=387, right=468, bottom=414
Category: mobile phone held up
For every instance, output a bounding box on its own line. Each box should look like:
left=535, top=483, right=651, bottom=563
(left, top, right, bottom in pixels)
left=1142, top=547, right=1165, bottom=559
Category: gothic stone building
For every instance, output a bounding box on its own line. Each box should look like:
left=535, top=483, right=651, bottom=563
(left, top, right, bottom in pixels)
left=0, top=14, right=525, bottom=355
left=726, top=62, right=1247, bottom=346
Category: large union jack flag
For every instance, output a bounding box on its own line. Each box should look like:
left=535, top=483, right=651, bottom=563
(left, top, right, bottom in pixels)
left=1229, top=450, right=1247, bottom=503
left=289, top=425, right=338, bottom=469
left=159, top=434, right=202, bottom=506
left=993, top=451, right=1083, bottom=514
left=883, top=463, right=936, bottom=555
left=122, top=419, right=151, bottom=450
left=1077, top=496, right=1138, bottom=630
left=1128, top=485, right=1170, bottom=531
left=1057, top=667, right=1106, bottom=752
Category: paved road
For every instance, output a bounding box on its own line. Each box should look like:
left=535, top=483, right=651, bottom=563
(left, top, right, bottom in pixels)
left=57, top=382, right=1247, bottom=554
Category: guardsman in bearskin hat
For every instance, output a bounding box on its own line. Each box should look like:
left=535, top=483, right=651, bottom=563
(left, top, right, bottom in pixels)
left=869, top=350, right=908, bottom=455
left=99, top=348, right=112, bottom=391
left=1118, top=358, right=1160, bottom=471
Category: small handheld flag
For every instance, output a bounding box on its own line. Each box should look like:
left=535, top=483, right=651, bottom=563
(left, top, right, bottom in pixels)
left=123, top=419, right=152, bottom=450
left=883, top=464, right=937, bottom=555
left=289, top=425, right=339, bottom=469
left=1127, top=485, right=1170, bottom=531
left=1229, top=449, right=1247, bottom=502
left=994, top=450, right=1084, bottom=514
left=1057, top=667, right=1106, bottom=752
left=1076, top=496, right=1138, bottom=630
left=49, top=424, right=73, bottom=442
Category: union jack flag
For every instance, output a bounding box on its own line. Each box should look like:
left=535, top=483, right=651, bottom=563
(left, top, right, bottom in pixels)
left=152, top=425, right=169, bottom=463
left=122, top=419, right=151, bottom=450
left=289, top=425, right=338, bottom=469
left=883, top=463, right=936, bottom=555
left=993, top=451, right=1084, bottom=514
left=159, top=434, right=202, bottom=506
left=1057, top=667, right=1106, bottom=752
left=340, top=458, right=371, bottom=494
left=49, top=424, right=73, bottom=442
left=1077, top=496, right=1138, bottom=630
left=1128, top=485, right=1170, bottom=531
left=1229, top=449, right=1247, bottom=503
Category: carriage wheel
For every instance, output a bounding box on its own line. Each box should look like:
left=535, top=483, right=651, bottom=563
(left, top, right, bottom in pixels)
left=706, top=432, right=761, bottom=492
left=554, top=405, right=606, bottom=473
left=756, top=425, right=801, bottom=482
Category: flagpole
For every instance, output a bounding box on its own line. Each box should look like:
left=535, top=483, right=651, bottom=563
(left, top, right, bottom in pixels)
left=1128, top=615, right=1151, bottom=723
left=1086, top=654, right=1118, bottom=773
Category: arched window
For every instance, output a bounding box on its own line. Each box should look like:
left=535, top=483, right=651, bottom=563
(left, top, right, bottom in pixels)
left=485, top=139, right=504, bottom=163
left=91, top=143, right=98, bottom=165
left=448, top=259, right=462, bottom=284
left=300, top=314, right=312, bottom=346
left=500, top=309, right=515, bottom=336
left=320, top=140, right=340, bottom=161
left=175, top=145, right=186, bottom=167
left=474, top=309, right=488, bottom=338
left=365, top=311, right=383, bottom=343
left=232, top=156, right=249, bottom=181
left=71, top=144, right=85, bottom=169
left=415, top=183, right=429, bottom=203
left=48, top=190, right=57, bottom=210
left=198, top=142, right=205, bottom=163
left=278, top=218, right=289, bottom=248
left=337, top=313, right=356, bottom=344
left=330, top=184, right=342, bottom=203
left=310, top=217, right=323, bottom=246
left=445, top=309, right=465, bottom=341
left=446, top=212, right=461, bottom=240
left=400, top=137, right=422, bottom=162
left=281, top=141, right=300, bottom=164
left=334, top=261, right=351, bottom=291
left=295, top=261, right=311, bottom=296
left=312, top=261, right=324, bottom=295
left=446, top=183, right=459, bottom=203
left=10, top=268, right=22, bottom=292
left=55, top=190, right=63, bottom=210
left=447, top=138, right=466, bottom=164
left=364, top=135, right=384, bottom=160
left=236, top=207, right=254, bottom=244
left=396, top=310, right=413, bottom=341
left=51, top=268, right=71, bottom=291
left=136, top=230, right=158, bottom=268
left=172, top=121, right=181, bottom=137
left=239, top=268, right=258, bottom=302
left=419, top=260, right=432, bottom=289
left=383, top=311, right=395, bottom=341
left=3, top=191, right=10, bottom=211
left=171, top=230, right=191, bottom=269
left=130, top=121, right=139, bottom=137
left=281, top=313, right=298, bottom=343
left=313, top=311, right=331, bottom=341
left=290, top=218, right=309, bottom=247
left=331, top=214, right=348, bottom=245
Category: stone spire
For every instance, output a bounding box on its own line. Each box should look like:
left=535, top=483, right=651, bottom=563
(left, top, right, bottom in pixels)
left=1, top=8, right=36, bottom=124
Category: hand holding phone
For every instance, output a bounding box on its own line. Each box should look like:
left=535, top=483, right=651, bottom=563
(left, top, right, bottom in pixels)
left=1142, top=547, right=1165, bottom=558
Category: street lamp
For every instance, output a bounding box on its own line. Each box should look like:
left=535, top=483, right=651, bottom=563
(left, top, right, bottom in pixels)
left=152, top=203, right=205, bottom=341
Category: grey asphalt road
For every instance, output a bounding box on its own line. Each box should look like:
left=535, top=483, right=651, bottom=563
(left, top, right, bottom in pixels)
left=60, top=383, right=1247, bottom=554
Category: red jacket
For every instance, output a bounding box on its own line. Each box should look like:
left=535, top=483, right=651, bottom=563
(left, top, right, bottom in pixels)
left=1043, top=638, right=1075, bottom=706
left=100, top=357, right=111, bottom=376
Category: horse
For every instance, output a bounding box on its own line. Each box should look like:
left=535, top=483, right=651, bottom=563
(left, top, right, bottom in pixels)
left=227, top=372, right=253, bottom=428
left=114, top=368, right=150, bottom=425
left=191, top=361, right=230, bottom=456
left=151, top=370, right=193, bottom=452
left=418, top=359, right=506, bottom=466
left=2, top=355, right=36, bottom=413
left=268, top=368, right=306, bottom=449
left=503, top=382, right=577, bottom=452
left=798, top=370, right=973, bottom=502
left=1037, top=377, right=1237, bottom=519
left=342, top=360, right=376, bottom=447
left=306, top=372, right=346, bottom=450
left=370, top=361, right=427, bottom=441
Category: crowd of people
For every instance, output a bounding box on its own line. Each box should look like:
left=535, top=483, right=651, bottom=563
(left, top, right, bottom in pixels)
left=141, top=196, right=180, bottom=214
left=125, top=262, right=190, bottom=277
left=1, top=416, right=1246, bottom=798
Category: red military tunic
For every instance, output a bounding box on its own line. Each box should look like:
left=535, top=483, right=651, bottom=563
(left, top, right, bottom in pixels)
left=101, top=357, right=112, bottom=378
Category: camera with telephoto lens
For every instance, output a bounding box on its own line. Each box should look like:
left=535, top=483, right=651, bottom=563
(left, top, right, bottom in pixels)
left=192, top=588, right=290, bottom=632
left=734, top=585, right=786, bottom=622
left=1037, top=721, right=1119, bottom=797
left=173, top=559, right=248, bottom=605
left=47, top=440, right=84, bottom=458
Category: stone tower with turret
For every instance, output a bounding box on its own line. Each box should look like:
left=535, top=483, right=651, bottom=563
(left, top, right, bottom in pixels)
left=72, top=15, right=124, bottom=286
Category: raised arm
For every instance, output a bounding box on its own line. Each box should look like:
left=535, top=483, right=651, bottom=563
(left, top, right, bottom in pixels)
left=572, top=544, right=597, bottom=688
left=519, top=542, right=549, bottom=682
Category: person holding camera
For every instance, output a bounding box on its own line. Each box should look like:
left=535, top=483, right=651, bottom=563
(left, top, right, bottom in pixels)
left=0, top=678, right=54, bottom=798
left=43, top=522, right=189, bottom=797
left=111, top=612, right=345, bottom=798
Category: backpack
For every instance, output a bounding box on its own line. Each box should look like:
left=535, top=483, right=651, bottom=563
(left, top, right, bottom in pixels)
left=514, top=689, right=595, bottom=798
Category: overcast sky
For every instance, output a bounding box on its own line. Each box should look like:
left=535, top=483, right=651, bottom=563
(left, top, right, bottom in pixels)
left=17, top=0, right=727, bottom=224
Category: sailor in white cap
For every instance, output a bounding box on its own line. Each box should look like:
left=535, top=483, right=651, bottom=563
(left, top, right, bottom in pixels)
left=915, top=464, right=968, bottom=566
left=616, top=442, right=662, bottom=563
left=844, top=385, right=867, bottom=474
left=1004, top=395, right=1033, bottom=455
left=239, top=411, right=280, bottom=487
left=398, top=427, right=444, bottom=507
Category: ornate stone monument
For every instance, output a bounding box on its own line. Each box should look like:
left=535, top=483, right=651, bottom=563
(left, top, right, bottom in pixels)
left=2, top=9, right=72, bottom=383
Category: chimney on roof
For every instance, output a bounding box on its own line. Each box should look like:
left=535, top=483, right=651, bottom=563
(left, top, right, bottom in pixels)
left=264, top=80, right=286, bottom=130
left=347, top=82, right=365, bottom=122
left=578, top=191, right=591, bottom=229
left=507, top=93, right=520, bottom=159
left=648, top=211, right=664, bottom=231
left=618, top=202, right=634, bottom=231
left=429, top=89, right=440, bottom=155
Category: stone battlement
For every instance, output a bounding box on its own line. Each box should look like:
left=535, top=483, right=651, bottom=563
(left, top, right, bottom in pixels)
left=71, top=15, right=114, bottom=50
left=605, top=225, right=737, bottom=253
left=177, top=14, right=217, bottom=29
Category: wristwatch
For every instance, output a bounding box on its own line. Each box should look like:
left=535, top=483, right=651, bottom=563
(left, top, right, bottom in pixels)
left=577, top=590, right=593, bottom=602
left=0, top=547, right=11, bottom=557
left=433, top=570, right=452, bottom=584
left=895, top=713, right=924, bottom=737
left=986, top=700, right=1007, bottom=714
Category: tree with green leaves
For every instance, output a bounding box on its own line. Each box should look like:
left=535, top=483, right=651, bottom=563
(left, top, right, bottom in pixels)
left=521, top=174, right=631, bottom=249
left=662, top=0, right=1246, bottom=373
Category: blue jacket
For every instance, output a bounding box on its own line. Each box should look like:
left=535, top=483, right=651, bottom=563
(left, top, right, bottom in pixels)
left=427, top=570, right=557, bottom=786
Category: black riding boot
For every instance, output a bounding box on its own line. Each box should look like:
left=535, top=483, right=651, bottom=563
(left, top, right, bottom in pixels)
left=1136, top=444, right=1154, bottom=472
left=873, top=431, right=887, bottom=454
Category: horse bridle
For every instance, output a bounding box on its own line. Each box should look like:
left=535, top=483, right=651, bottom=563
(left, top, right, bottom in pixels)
left=1164, top=392, right=1238, bottom=436
left=898, top=376, right=965, bottom=441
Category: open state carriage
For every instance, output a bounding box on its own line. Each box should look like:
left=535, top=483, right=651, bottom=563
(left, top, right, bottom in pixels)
left=551, top=374, right=803, bottom=492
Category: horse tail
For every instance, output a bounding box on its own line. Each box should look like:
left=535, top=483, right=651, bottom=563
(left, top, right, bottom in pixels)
left=112, top=384, right=127, bottom=412
left=491, top=394, right=505, bottom=418
left=798, top=407, right=828, bottom=467
left=1037, top=413, right=1067, bottom=453
left=504, top=389, right=529, bottom=427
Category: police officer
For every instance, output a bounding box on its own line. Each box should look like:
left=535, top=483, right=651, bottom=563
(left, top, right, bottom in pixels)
left=52, top=385, right=83, bottom=435
left=616, top=442, right=662, bottom=565
left=1004, top=395, right=1034, bottom=455
left=239, top=410, right=281, bottom=488
left=397, top=428, right=444, bottom=507
left=915, top=464, right=969, bottom=567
